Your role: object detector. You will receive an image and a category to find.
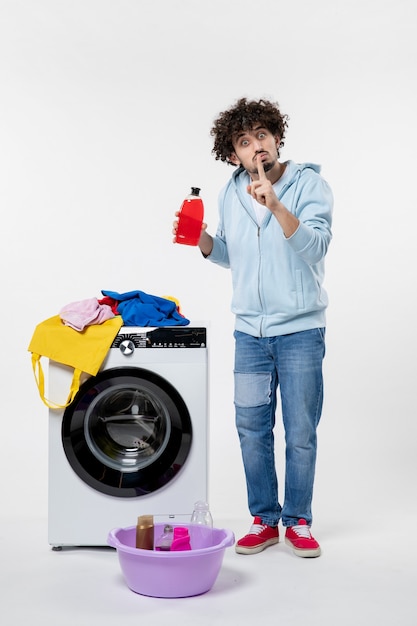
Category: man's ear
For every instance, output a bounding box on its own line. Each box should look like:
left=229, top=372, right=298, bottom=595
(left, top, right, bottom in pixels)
left=228, top=152, right=240, bottom=166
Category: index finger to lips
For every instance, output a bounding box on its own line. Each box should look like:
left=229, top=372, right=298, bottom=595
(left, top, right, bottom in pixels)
left=257, top=154, right=266, bottom=179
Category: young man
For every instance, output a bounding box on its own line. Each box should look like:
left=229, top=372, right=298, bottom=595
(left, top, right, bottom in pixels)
left=174, top=97, right=333, bottom=557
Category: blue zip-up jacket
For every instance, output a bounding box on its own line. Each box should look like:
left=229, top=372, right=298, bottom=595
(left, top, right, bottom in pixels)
left=206, top=160, right=333, bottom=337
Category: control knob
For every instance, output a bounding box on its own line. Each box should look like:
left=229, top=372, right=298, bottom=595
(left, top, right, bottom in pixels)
left=119, top=339, right=135, bottom=356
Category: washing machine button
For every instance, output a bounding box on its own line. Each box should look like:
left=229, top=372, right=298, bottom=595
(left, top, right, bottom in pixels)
left=120, top=339, right=135, bottom=355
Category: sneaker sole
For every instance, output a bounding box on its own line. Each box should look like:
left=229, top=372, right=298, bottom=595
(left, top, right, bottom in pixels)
left=235, top=537, right=279, bottom=555
left=284, top=537, right=321, bottom=558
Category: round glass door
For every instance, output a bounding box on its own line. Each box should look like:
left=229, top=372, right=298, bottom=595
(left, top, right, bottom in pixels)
left=62, top=367, right=192, bottom=497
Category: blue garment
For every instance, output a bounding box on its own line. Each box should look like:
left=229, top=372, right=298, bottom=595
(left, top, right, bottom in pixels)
left=101, top=290, right=189, bottom=326
left=234, top=328, right=325, bottom=527
left=208, top=160, right=333, bottom=337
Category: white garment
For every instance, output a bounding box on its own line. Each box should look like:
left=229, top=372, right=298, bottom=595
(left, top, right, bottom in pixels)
left=251, top=196, right=268, bottom=225
left=250, top=167, right=290, bottom=225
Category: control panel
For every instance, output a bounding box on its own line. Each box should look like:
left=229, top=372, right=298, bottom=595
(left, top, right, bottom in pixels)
left=111, top=327, right=207, bottom=349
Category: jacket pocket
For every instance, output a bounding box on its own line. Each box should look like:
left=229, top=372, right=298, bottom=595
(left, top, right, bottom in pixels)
left=295, top=269, right=305, bottom=310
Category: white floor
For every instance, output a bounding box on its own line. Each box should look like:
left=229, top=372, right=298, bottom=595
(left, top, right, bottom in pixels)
left=1, top=515, right=416, bottom=626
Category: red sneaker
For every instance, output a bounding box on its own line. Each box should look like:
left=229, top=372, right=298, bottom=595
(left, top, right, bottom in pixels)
left=235, top=517, right=279, bottom=555
left=285, top=519, right=321, bottom=557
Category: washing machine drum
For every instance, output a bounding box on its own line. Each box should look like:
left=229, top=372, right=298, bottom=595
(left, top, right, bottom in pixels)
left=62, top=367, right=192, bottom=497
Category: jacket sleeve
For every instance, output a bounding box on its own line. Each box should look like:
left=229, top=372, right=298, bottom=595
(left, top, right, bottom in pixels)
left=285, top=173, right=333, bottom=265
left=205, top=186, right=231, bottom=268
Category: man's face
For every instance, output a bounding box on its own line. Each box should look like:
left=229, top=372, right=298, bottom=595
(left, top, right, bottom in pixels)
left=229, top=125, right=280, bottom=176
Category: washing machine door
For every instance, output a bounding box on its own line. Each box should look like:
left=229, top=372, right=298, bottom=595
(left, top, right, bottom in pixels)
left=62, top=367, right=192, bottom=497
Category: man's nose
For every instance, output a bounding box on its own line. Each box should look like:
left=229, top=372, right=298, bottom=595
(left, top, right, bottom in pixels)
left=253, top=138, right=263, bottom=151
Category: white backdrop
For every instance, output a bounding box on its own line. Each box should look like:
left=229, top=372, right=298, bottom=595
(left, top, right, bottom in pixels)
left=1, top=0, right=416, bottom=529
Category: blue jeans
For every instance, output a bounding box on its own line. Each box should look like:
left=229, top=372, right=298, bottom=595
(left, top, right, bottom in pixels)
left=233, top=328, right=325, bottom=527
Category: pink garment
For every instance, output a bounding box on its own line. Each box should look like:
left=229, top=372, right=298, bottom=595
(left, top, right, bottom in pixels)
left=59, top=297, right=115, bottom=331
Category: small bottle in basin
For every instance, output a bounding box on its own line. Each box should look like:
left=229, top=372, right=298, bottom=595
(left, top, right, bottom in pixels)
left=135, top=514, right=154, bottom=550
left=155, top=524, right=174, bottom=551
left=190, top=501, right=213, bottom=549
left=175, top=187, right=204, bottom=246
left=191, top=500, right=213, bottom=527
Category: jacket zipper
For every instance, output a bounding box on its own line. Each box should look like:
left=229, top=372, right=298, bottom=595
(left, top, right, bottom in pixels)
left=257, top=225, right=263, bottom=337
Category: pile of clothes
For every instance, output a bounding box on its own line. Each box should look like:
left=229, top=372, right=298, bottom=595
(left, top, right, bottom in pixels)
left=59, top=290, right=189, bottom=331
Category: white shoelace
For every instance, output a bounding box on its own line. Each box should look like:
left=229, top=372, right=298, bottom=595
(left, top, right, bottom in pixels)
left=291, top=524, right=312, bottom=538
left=249, top=522, right=267, bottom=535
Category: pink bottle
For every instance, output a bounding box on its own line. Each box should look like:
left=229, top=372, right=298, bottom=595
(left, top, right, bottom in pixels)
left=170, top=526, right=192, bottom=551
left=175, top=187, right=204, bottom=246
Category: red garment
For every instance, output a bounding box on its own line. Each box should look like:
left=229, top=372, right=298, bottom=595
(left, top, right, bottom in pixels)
left=98, top=296, right=119, bottom=315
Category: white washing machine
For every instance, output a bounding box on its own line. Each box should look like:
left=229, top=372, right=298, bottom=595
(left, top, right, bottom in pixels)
left=48, top=325, right=208, bottom=548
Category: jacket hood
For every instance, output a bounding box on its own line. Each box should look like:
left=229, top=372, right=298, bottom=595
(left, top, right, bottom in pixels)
left=231, top=160, right=321, bottom=187
left=230, top=160, right=322, bottom=214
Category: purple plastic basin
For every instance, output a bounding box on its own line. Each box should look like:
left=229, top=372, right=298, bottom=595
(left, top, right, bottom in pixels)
left=107, top=523, right=235, bottom=598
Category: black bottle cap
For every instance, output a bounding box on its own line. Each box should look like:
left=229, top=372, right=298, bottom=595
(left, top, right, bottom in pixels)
left=190, top=187, right=201, bottom=196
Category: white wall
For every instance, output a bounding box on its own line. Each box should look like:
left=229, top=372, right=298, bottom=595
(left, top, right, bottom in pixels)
left=1, top=0, right=416, bottom=526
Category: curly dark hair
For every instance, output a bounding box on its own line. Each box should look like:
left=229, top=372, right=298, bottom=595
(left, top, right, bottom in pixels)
left=210, top=97, right=289, bottom=165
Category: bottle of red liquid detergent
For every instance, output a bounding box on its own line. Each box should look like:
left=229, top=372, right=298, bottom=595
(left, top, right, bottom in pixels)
left=175, top=187, right=204, bottom=246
